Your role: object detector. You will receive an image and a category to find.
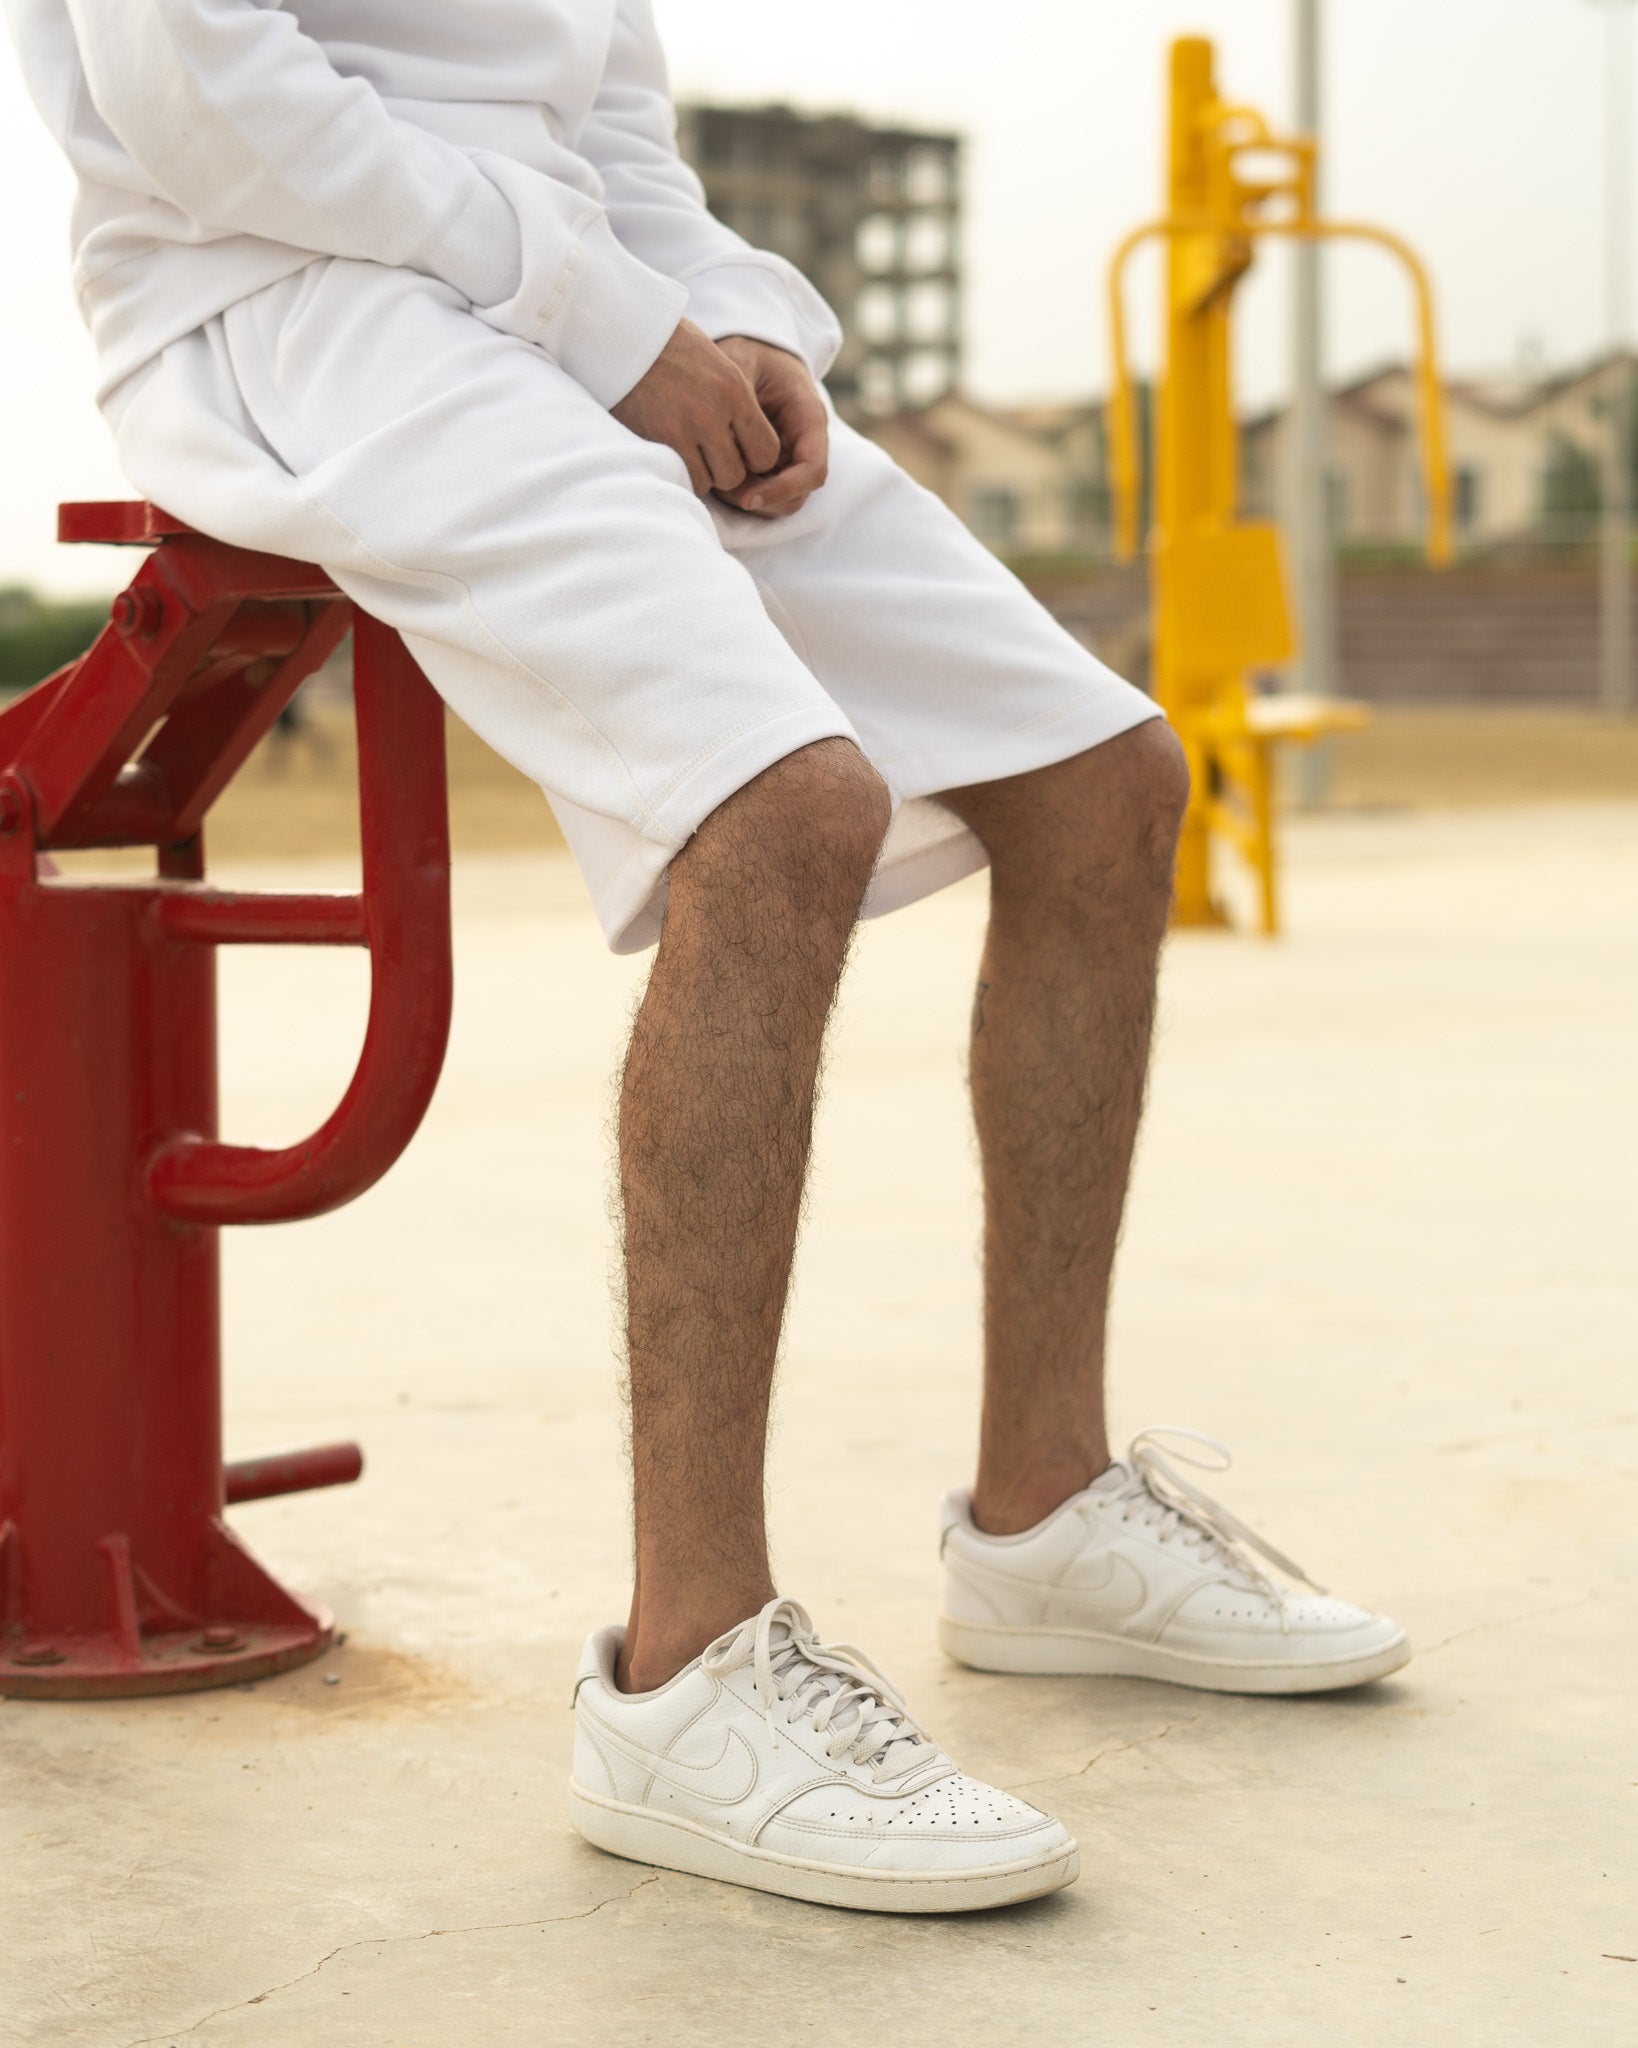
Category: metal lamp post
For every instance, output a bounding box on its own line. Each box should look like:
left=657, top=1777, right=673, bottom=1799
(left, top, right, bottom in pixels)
left=1288, top=0, right=1336, bottom=799
left=1594, top=0, right=1635, bottom=716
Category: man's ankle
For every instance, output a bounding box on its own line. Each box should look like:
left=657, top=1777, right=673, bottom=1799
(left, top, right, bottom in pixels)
left=616, top=1585, right=776, bottom=1694
left=971, top=1449, right=1111, bottom=1538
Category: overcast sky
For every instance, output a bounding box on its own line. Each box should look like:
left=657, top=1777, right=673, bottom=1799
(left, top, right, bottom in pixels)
left=0, top=0, right=1627, bottom=592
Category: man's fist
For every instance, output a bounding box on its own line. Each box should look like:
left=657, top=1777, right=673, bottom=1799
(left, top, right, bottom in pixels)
left=710, top=336, right=829, bottom=519
left=611, top=319, right=780, bottom=499
left=610, top=324, right=829, bottom=518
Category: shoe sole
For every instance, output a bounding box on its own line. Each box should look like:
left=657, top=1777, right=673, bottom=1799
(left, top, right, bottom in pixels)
left=569, top=1782, right=1079, bottom=1913
left=938, top=1613, right=1412, bottom=1695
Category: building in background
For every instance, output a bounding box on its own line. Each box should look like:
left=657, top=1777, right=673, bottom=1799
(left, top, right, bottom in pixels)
left=862, top=352, right=1631, bottom=562
left=1241, top=353, right=1633, bottom=550
left=676, top=104, right=961, bottom=420
left=868, top=394, right=1111, bottom=554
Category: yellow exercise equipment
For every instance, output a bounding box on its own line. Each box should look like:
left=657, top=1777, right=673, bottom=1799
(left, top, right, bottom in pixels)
left=1107, top=36, right=1452, bottom=934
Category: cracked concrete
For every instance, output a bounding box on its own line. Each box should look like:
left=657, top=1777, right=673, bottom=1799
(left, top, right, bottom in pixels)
left=120, top=1876, right=663, bottom=2048
left=1006, top=1711, right=1209, bottom=1796
left=4, top=801, right=1636, bottom=2046
left=1417, top=1593, right=1600, bottom=1657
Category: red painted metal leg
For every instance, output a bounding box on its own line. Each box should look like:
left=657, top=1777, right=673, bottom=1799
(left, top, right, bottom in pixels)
left=0, top=879, right=332, bottom=1696
left=0, top=510, right=453, bottom=1700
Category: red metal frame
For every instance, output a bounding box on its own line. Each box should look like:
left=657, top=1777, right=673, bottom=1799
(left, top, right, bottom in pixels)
left=0, top=504, right=452, bottom=1697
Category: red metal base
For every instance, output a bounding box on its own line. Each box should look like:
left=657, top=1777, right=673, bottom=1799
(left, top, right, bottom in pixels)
left=3, top=1619, right=334, bottom=1701
left=0, top=1515, right=333, bottom=1700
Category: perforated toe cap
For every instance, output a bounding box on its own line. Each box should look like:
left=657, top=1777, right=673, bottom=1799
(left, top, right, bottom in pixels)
left=762, top=1771, right=1074, bottom=1873
left=1163, top=1583, right=1405, bottom=1662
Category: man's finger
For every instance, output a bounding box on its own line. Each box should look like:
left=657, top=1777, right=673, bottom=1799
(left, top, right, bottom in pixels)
left=682, top=443, right=713, bottom=497
left=714, top=483, right=808, bottom=520
left=734, top=400, right=782, bottom=476
left=701, top=427, right=747, bottom=493
left=740, top=419, right=828, bottom=512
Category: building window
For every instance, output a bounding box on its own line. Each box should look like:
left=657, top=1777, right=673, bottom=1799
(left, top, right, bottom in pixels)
left=856, top=284, right=900, bottom=343
left=904, top=216, right=951, bottom=272
left=1068, top=476, right=1111, bottom=539
left=971, top=487, right=1021, bottom=546
left=858, top=360, right=898, bottom=412
left=905, top=147, right=952, bottom=204
left=856, top=215, right=899, bottom=273
left=902, top=351, right=953, bottom=406
left=1455, top=465, right=1483, bottom=531
left=905, top=280, right=954, bottom=342
left=1325, top=469, right=1348, bottom=535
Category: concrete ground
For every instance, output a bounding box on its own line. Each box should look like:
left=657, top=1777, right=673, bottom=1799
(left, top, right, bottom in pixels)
left=6, top=800, right=1636, bottom=2046
left=157, top=698, right=1638, bottom=865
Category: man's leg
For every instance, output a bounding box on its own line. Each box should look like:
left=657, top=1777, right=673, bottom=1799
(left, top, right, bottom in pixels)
left=938, top=719, right=1190, bottom=1537
left=581, top=749, right=1080, bottom=1908
left=615, top=738, right=891, bottom=1694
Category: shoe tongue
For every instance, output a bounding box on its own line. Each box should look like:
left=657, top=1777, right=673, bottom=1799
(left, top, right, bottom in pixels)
left=1086, top=1459, right=1133, bottom=1498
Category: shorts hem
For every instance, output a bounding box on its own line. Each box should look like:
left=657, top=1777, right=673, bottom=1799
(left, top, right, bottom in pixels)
left=595, top=701, right=862, bottom=954
left=866, top=679, right=1164, bottom=800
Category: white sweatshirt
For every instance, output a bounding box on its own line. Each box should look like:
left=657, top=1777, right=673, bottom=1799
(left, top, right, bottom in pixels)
left=3, top=0, right=841, bottom=405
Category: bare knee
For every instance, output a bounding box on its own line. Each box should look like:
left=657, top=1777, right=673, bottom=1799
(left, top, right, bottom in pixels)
left=1121, top=718, right=1191, bottom=862
left=679, top=738, right=891, bottom=926
left=944, top=717, right=1188, bottom=895
left=733, top=739, right=891, bottom=887
left=1048, top=721, right=1189, bottom=886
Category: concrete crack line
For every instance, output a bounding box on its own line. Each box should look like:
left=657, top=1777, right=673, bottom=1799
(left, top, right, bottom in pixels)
left=1005, top=1712, right=1204, bottom=1795
left=120, top=1873, right=661, bottom=2047
left=1421, top=1592, right=1596, bottom=1656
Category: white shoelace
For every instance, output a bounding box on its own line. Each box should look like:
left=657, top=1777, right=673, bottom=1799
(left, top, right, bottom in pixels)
left=702, top=1598, right=937, bottom=1782
left=1099, top=1426, right=1327, bottom=1629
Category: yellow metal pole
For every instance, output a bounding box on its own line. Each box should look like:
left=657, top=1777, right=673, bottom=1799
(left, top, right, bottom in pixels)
left=1289, top=222, right=1452, bottom=564
left=1105, top=224, right=1163, bottom=566
left=1155, top=37, right=1241, bottom=927
left=1101, top=36, right=1451, bottom=934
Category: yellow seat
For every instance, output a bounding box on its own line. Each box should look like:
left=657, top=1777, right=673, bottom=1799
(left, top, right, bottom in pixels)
left=1187, top=692, right=1371, bottom=935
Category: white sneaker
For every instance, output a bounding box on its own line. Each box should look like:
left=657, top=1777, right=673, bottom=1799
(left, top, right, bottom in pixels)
left=570, top=1596, right=1078, bottom=1913
left=939, top=1426, right=1411, bottom=1695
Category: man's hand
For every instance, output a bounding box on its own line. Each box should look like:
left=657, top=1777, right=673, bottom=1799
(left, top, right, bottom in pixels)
left=611, top=318, right=782, bottom=499
left=710, top=336, right=829, bottom=518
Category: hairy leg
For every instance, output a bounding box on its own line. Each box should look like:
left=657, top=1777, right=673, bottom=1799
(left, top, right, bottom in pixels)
left=938, top=720, right=1189, bottom=1536
left=616, top=739, right=890, bottom=1692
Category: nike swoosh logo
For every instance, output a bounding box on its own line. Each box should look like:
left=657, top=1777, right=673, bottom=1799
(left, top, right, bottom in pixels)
left=955, top=1547, right=1150, bottom=1619
left=581, top=1708, right=761, bottom=1807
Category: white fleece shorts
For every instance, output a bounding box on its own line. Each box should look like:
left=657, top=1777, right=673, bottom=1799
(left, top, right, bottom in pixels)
left=104, top=257, right=1162, bottom=952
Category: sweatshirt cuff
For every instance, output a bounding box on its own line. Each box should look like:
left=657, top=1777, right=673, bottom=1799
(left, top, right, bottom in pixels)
left=684, top=263, right=805, bottom=357
left=466, top=153, right=688, bottom=409
left=681, top=256, right=844, bottom=382
left=550, top=214, right=690, bottom=408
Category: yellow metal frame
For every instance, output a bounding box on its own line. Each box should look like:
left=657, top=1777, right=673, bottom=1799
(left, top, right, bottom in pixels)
left=1105, top=38, right=1452, bottom=934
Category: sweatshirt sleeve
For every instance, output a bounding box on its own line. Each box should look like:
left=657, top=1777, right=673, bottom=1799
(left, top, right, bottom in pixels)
left=60, top=0, right=689, bottom=407
left=574, top=0, right=843, bottom=381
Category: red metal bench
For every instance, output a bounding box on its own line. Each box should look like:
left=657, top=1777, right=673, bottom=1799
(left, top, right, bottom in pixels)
left=0, top=502, right=452, bottom=1696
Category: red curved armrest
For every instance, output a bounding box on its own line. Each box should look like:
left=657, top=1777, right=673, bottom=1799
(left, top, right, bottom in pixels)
left=149, top=615, right=453, bottom=1225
